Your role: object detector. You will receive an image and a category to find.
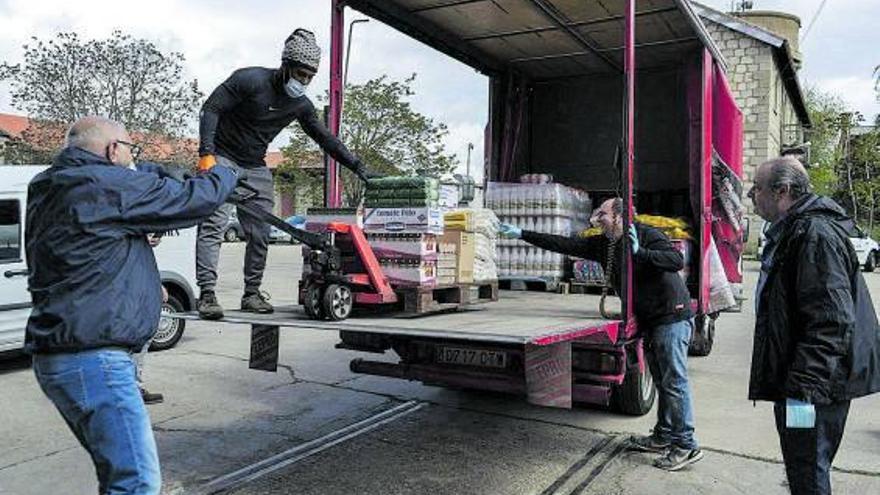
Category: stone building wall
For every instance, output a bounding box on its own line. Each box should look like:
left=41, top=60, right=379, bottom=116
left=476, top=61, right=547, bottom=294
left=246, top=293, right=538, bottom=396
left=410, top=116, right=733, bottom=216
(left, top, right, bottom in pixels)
left=704, top=20, right=804, bottom=250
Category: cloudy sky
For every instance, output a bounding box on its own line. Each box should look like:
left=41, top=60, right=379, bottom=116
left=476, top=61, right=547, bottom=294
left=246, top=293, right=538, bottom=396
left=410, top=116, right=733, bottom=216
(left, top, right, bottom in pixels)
left=1, top=0, right=877, bottom=179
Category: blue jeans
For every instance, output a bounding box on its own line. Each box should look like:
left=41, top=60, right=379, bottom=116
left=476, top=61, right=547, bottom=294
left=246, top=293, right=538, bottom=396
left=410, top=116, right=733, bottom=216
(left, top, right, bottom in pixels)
left=33, top=349, right=161, bottom=494
left=645, top=318, right=698, bottom=450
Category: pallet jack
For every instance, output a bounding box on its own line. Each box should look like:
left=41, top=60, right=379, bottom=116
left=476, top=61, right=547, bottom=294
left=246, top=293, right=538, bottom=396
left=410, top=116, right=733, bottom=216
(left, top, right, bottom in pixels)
left=232, top=183, right=398, bottom=322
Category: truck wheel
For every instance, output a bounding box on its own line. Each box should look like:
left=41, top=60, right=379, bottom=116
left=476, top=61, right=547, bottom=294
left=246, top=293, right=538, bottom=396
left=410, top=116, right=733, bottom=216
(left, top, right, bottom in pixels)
left=323, top=284, right=353, bottom=321
left=864, top=252, right=876, bottom=272
left=611, top=362, right=656, bottom=416
left=688, top=314, right=715, bottom=357
left=303, top=284, right=325, bottom=320
left=150, top=293, right=186, bottom=351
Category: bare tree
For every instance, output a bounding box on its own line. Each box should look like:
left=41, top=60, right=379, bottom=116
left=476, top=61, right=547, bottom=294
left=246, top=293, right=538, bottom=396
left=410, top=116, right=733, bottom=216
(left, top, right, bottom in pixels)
left=0, top=31, right=202, bottom=164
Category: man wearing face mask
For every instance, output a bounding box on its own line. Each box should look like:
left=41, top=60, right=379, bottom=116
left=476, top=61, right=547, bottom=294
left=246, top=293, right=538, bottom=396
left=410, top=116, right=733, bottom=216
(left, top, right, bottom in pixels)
left=195, top=28, right=376, bottom=319
left=25, top=116, right=238, bottom=493
left=498, top=197, right=702, bottom=471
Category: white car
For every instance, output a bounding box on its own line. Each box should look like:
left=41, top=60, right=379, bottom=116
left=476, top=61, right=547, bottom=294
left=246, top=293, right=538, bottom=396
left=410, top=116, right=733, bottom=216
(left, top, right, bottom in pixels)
left=269, top=215, right=305, bottom=244
left=757, top=221, right=879, bottom=272
left=0, top=166, right=197, bottom=355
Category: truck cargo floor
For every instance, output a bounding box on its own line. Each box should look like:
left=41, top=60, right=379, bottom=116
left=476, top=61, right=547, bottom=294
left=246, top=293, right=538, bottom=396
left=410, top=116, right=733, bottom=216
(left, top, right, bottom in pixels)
left=177, top=291, right=622, bottom=346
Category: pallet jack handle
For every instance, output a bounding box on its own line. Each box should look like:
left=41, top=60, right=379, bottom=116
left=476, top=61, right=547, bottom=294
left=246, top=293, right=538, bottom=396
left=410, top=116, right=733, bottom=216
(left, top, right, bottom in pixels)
left=229, top=181, right=331, bottom=250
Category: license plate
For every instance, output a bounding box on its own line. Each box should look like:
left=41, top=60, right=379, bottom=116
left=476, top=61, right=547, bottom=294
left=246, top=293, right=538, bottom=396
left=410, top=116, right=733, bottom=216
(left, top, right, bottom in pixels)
left=435, top=346, right=507, bottom=368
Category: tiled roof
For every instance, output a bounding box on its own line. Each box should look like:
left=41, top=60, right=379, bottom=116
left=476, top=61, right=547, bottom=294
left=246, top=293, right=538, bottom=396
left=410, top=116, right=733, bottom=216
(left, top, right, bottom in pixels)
left=0, top=113, right=31, bottom=138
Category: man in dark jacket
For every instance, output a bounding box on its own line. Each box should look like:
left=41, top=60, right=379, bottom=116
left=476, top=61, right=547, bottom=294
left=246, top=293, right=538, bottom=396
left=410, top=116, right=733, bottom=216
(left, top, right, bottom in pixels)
left=26, top=116, right=238, bottom=494
left=748, top=156, right=880, bottom=495
left=195, top=28, right=378, bottom=319
left=499, top=197, right=702, bottom=471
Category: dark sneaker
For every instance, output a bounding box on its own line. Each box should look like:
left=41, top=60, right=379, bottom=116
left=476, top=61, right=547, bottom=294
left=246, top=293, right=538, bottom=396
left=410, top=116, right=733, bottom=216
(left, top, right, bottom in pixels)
left=627, top=434, right=671, bottom=453
left=653, top=446, right=704, bottom=471
left=140, top=388, right=164, bottom=405
left=241, top=291, right=274, bottom=314
left=198, top=292, right=224, bottom=320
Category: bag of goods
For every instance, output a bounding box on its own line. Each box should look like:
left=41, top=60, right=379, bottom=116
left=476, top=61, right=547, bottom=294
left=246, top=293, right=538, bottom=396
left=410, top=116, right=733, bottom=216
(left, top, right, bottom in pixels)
left=364, top=176, right=440, bottom=208
left=634, top=214, right=693, bottom=241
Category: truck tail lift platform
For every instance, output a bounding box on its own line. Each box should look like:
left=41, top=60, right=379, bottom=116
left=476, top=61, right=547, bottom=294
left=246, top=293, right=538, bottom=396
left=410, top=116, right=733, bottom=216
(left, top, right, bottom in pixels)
left=182, top=0, right=745, bottom=415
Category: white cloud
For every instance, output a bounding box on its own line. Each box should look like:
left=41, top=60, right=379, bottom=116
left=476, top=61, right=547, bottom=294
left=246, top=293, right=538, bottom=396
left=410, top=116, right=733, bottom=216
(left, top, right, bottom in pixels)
left=0, top=0, right=489, bottom=168
left=812, top=76, right=879, bottom=123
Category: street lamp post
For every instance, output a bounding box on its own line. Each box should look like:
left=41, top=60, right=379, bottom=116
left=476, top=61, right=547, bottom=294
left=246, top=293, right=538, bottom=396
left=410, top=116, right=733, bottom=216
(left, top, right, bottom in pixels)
left=344, top=19, right=369, bottom=89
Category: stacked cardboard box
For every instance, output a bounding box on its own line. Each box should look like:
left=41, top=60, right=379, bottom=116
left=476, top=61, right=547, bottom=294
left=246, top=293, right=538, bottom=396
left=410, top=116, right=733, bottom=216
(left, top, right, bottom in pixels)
left=363, top=207, right=444, bottom=235
left=362, top=177, right=447, bottom=288
left=365, top=233, right=439, bottom=287
left=442, top=208, right=499, bottom=283
left=437, top=241, right=458, bottom=286
left=438, top=230, right=475, bottom=284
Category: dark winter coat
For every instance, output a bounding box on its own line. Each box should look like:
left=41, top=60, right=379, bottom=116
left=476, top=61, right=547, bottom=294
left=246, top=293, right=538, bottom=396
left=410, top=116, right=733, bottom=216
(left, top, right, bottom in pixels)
left=750, top=194, right=880, bottom=404
left=522, top=223, right=692, bottom=327
left=24, top=147, right=238, bottom=354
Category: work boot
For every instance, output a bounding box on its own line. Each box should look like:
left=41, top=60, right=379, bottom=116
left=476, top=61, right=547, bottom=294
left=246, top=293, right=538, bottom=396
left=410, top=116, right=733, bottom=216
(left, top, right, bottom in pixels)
left=653, top=446, right=704, bottom=471
left=627, top=434, right=671, bottom=454
left=140, top=387, right=164, bottom=405
left=241, top=291, right=274, bottom=314
left=198, top=291, right=224, bottom=320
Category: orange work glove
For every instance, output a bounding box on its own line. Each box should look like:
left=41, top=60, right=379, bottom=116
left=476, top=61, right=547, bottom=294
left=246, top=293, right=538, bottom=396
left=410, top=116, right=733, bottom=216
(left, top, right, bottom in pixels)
left=197, top=154, right=217, bottom=172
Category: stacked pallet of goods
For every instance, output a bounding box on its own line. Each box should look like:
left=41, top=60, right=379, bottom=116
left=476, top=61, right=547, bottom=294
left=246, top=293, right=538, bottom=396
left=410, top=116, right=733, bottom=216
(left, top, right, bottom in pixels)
left=442, top=209, right=500, bottom=285
left=362, top=177, right=443, bottom=288
left=486, top=175, right=591, bottom=286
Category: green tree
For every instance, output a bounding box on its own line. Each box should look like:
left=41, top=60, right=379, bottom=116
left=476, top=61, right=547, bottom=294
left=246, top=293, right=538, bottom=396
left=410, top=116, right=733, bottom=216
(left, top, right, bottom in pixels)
left=850, top=129, right=880, bottom=231
left=275, top=131, right=325, bottom=213
left=0, top=31, right=202, bottom=164
left=804, top=87, right=848, bottom=196
left=278, top=74, right=459, bottom=206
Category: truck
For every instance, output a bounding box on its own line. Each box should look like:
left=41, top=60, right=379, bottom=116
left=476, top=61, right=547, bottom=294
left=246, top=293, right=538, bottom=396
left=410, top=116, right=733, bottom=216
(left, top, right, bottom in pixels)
left=181, top=0, right=745, bottom=415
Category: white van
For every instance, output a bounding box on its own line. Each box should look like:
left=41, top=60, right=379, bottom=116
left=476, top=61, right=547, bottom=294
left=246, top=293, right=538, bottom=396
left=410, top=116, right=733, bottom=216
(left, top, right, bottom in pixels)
left=757, top=220, right=880, bottom=272
left=0, top=165, right=197, bottom=354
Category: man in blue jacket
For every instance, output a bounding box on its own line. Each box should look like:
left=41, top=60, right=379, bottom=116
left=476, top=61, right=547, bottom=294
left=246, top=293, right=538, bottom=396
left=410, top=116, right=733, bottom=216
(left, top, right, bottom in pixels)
left=25, top=116, right=238, bottom=494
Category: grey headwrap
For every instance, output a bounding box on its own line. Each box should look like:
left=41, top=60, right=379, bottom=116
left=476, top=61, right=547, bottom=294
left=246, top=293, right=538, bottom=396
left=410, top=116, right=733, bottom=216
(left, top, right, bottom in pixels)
left=282, top=29, right=321, bottom=72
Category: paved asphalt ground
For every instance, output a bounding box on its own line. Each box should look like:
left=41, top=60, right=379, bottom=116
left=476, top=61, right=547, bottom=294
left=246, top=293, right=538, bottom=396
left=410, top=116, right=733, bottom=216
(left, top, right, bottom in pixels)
left=1, top=243, right=878, bottom=494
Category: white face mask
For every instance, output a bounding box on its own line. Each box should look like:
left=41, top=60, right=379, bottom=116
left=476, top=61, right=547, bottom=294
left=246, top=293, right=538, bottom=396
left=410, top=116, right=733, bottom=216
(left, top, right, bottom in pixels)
left=284, top=78, right=307, bottom=99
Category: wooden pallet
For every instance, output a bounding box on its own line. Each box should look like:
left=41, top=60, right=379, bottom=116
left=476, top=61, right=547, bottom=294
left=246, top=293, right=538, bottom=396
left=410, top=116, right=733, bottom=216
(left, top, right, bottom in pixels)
left=396, top=281, right=499, bottom=316
left=499, top=277, right=562, bottom=292
left=565, top=281, right=607, bottom=295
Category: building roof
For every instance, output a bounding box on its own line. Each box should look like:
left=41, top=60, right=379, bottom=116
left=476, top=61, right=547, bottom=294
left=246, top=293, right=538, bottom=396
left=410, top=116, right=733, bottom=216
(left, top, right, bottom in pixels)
left=265, top=151, right=284, bottom=169
left=692, top=3, right=811, bottom=129
left=0, top=112, right=286, bottom=166
left=0, top=113, right=31, bottom=139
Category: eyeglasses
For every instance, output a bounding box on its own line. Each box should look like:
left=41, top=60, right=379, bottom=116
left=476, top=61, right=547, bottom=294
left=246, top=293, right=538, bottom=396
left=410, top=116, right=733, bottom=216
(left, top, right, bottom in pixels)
left=115, top=140, right=142, bottom=160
